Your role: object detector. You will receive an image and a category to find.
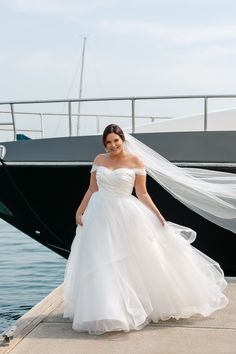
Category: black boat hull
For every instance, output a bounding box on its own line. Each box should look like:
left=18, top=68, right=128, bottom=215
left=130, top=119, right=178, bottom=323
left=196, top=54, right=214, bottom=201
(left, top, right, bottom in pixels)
left=0, top=131, right=236, bottom=275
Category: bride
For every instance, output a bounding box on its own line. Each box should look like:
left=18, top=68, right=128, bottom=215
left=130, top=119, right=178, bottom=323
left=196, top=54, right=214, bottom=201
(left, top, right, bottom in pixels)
left=63, top=123, right=229, bottom=335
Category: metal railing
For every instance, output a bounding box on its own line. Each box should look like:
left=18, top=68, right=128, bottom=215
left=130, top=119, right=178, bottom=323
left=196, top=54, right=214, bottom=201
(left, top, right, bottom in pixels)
left=0, top=109, right=44, bottom=140
left=0, top=94, right=236, bottom=140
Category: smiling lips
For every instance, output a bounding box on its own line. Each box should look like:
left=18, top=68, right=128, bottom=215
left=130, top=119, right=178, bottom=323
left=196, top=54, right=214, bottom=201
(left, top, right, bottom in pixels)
left=111, top=146, right=120, bottom=151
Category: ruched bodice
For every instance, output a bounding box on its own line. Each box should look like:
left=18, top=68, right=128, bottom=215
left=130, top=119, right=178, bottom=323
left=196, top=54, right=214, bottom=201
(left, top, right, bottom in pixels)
left=90, top=165, right=146, bottom=197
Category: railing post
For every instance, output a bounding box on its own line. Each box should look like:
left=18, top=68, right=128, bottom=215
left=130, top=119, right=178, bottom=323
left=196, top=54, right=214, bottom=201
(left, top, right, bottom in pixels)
left=68, top=101, right=72, bottom=136
left=204, top=97, right=208, bottom=131
left=39, top=113, right=44, bottom=138
left=10, top=103, right=16, bottom=141
left=96, top=116, right=100, bottom=134
left=131, top=99, right=135, bottom=133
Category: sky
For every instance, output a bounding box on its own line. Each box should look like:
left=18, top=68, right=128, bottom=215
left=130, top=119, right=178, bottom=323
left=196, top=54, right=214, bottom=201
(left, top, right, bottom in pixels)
left=0, top=0, right=236, bottom=135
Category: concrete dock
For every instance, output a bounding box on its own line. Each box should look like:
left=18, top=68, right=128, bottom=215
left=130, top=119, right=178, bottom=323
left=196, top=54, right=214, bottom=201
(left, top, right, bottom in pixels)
left=1, top=278, right=236, bottom=354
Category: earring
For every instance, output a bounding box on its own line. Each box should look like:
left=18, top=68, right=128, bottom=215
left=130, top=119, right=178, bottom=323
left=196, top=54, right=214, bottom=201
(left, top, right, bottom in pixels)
left=105, top=148, right=109, bottom=153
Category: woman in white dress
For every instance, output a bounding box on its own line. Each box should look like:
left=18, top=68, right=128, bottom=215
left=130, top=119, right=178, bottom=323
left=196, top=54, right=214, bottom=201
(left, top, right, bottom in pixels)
left=63, top=124, right=228, bottom=335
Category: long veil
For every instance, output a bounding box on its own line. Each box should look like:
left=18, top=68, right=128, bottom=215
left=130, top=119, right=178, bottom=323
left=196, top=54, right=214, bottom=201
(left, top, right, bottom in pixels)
left=124, top=132, right=236, bottom=234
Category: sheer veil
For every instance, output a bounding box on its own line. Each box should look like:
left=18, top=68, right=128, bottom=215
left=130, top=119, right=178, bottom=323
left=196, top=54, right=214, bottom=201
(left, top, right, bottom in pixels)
left=124, top=132, right=236, bottom=234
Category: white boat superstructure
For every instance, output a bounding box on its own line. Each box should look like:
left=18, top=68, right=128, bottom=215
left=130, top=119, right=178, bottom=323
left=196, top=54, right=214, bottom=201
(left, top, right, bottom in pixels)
left=134, top=107, right=236, bottom=133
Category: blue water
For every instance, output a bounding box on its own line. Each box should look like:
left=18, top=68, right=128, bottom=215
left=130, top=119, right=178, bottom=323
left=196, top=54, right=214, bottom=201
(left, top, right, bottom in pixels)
left=0, top=219, right=67, bottom=333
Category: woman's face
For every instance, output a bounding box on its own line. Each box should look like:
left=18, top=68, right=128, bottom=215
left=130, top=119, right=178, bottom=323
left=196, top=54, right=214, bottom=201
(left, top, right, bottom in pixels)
left=105, top=133, right=124, bottom=156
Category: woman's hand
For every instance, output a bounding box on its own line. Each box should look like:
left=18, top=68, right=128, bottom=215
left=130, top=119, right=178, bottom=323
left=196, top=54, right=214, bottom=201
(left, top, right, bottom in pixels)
left=76, top=214, right=83, bottom=226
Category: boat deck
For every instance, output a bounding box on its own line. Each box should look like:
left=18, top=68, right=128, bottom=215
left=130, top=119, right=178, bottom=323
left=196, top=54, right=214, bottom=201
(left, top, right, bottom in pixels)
left=1, top=279, right=236, bottom=354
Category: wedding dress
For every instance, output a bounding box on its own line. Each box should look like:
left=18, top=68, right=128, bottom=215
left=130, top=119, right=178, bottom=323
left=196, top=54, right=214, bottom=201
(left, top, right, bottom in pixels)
left=63, top=164, right=228, bottom=335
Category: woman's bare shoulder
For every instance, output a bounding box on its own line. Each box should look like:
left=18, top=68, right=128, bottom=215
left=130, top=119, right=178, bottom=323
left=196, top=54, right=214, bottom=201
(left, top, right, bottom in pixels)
left=93, top=154, right=107, bottom=165
left=127, top=153, right=145, bottom=168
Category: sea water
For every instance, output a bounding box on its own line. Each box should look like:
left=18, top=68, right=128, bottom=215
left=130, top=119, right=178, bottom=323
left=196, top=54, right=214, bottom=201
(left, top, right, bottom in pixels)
left=0, top=219, right=66, bottom=333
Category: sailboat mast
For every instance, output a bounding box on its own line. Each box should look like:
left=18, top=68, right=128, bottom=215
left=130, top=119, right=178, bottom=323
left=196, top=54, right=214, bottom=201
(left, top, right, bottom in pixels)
left=77, top=36, right=87, bottom=135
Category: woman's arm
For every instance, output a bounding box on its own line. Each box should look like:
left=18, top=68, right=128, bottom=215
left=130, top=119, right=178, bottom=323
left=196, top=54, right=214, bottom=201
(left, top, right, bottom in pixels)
left=75, top=158, right=100, bottom=225
left=134, top=173, right=166, bottom=226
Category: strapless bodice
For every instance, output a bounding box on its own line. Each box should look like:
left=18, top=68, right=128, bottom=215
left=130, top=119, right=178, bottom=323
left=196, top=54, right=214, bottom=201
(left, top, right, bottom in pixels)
left=90, top=165, right=146, bottom=197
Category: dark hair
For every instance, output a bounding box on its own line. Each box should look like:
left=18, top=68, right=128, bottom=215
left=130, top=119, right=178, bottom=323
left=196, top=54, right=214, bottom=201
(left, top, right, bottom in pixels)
left=102, top=124, right=125, bottom=146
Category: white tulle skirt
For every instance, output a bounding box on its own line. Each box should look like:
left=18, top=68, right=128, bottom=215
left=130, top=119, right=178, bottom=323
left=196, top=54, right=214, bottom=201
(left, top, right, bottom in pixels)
left=63, top=191, right=228, bottom=335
